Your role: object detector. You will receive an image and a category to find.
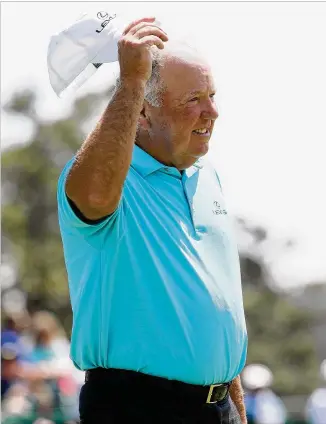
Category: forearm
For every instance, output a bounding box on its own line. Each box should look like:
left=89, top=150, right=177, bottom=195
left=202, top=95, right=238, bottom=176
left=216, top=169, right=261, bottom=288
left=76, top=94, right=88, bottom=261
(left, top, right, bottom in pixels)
left=229, top=375, right=247, bottom=423
left=66, top=78, right=146, bottom=215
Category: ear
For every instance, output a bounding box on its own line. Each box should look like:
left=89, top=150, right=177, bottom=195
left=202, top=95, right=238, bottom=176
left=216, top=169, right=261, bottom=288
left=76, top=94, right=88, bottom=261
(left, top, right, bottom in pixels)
left=138, top=103, right=151, bottom=131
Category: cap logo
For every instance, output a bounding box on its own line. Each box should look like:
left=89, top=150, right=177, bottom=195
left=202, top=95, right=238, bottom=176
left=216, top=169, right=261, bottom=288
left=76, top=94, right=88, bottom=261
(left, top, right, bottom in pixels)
left=97, top=11, right=109, bottom=19
left=96, top=12, right=116, bottom=33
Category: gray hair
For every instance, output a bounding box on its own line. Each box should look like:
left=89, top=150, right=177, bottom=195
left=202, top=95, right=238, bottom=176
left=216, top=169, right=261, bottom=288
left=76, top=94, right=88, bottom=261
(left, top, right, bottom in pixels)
left=143, top=48, right=165, bottom=107
left=108, top=40, right=204, bottom=107
left=108, top=49, right=165, bottom=107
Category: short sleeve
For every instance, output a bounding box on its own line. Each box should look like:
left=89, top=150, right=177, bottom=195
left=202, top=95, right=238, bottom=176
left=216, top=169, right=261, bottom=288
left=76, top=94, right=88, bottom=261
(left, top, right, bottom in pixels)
left=57, top=157, right=122, bottom=240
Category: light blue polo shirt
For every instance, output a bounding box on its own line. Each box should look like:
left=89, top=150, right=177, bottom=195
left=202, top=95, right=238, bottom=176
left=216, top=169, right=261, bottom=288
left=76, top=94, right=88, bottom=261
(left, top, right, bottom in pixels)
left=57, top=145, right=247, bottom=385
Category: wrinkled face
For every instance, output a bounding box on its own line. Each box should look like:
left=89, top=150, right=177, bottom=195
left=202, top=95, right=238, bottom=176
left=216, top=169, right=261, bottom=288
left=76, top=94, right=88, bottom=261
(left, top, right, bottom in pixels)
left=146, top=56, right=219, bottom=169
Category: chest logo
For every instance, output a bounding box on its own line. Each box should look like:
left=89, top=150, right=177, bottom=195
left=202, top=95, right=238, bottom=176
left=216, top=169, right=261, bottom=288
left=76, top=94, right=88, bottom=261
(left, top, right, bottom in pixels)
left=213, top=201, right=227, bottom=215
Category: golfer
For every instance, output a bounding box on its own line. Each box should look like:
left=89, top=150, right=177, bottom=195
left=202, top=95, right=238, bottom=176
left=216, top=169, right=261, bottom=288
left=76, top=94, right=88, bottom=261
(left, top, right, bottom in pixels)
left=57, top=16, right=248, bottom=423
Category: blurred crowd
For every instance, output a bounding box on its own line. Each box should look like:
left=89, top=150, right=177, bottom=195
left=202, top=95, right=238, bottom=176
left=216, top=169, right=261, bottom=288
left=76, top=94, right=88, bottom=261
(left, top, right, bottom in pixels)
left=1, top=310, right=84, bottom=424
left=1, top=309, right=326, bottom=424
left=242, top=362, right=326, bottom=424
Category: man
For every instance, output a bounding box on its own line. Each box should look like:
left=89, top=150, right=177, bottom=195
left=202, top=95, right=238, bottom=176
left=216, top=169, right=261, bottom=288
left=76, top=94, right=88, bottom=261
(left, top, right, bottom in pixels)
left=57, top=16, right=248, bottom=423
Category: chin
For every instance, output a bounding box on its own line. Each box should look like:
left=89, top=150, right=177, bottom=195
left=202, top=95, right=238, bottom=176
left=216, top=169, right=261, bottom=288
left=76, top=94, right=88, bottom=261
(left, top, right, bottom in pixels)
left=181, top=149, right=208, bottom=169
left=194, top=142, right=209, bottom=157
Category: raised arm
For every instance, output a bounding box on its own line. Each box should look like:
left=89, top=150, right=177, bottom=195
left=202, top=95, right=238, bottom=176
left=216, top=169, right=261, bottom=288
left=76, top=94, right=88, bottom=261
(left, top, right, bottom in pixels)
left=65, top=17, right=168, bottom=220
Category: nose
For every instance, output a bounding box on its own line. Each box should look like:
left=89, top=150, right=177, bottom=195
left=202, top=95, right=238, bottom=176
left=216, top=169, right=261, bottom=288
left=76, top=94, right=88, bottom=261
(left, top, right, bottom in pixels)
left=201, top=98, right=219, bottom=121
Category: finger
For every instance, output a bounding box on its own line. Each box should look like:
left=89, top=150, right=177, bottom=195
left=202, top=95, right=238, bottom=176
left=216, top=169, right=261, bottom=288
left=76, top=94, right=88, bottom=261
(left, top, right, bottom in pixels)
left=129, top=21, right=168, bottom=38
left=139, top=35, right=165, bottom=50
left=122, top=17, right=155, bottom=36
left=134, top=26, right=168, bottom=42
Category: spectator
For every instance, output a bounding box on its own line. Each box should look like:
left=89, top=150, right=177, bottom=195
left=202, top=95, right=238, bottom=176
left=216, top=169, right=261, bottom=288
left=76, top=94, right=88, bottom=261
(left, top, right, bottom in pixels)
left=305, top=359, right=326, bottom=424
left=1, top=332, right=33, bottom=421
left=242, top=364, right=287, bottom=424
left=28, top=311, right=80, bottom=422
left=1, top=310, right=80, bottom=423
left=1, top=311, right=32, bottom=398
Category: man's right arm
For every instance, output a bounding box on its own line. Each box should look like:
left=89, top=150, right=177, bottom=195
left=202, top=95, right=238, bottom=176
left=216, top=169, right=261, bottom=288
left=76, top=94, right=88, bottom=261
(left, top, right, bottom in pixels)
left=65, top=78, right=146, bottom=221
left=65, top=16, right=168, bottom=221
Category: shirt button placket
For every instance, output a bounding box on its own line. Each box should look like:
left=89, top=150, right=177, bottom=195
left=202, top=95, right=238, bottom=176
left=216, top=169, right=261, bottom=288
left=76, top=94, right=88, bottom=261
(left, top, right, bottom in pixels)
left=183, top=180, right=196, bottom=230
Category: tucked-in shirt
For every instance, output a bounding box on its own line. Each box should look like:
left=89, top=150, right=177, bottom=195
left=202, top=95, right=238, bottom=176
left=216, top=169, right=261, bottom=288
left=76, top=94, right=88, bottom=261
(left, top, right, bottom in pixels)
left=57, top=145, right=247, bottom=385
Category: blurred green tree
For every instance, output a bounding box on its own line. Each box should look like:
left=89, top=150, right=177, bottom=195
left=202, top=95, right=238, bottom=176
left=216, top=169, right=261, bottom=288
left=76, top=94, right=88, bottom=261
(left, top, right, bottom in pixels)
left=1, top=88, right=108, bottom=332
left=243, top=281, right=318, bottom=395
left=238, top=225, right=319, bottom=395
left=1, top=89, right=319, bottom=395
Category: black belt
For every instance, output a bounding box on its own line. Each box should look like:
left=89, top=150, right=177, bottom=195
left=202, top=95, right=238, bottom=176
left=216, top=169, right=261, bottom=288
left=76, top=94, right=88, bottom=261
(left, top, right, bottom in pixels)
left=85, top=368, right=232, bottom=405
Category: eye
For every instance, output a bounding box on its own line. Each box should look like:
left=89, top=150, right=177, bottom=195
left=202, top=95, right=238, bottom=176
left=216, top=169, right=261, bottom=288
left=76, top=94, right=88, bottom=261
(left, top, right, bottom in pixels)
left=189, top=96, right=199, bottom=103
left=210, top=93, right=216, bottom=99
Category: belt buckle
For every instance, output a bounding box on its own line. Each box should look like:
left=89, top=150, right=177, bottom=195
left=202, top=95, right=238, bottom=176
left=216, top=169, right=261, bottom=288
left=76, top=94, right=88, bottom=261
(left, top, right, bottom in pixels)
left=206, top=383, right=222, bottom=404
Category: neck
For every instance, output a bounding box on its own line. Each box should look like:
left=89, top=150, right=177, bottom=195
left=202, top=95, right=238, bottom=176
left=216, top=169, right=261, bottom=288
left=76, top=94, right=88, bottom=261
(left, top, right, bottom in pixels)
left=136, top=129, right=199, bottom=170
left=136, top=130, right=175, bottom=168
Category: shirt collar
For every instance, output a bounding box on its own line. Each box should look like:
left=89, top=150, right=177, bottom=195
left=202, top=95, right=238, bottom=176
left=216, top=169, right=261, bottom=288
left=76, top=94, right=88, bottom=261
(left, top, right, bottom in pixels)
left=131, top=145, right=165, bottom=177
left=131, top=144, right=204, bottom=178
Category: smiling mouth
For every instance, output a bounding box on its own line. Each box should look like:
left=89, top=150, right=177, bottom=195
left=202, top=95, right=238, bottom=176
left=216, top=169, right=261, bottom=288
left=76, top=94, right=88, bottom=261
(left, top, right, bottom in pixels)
left=192, top=128, right=210, bottom=136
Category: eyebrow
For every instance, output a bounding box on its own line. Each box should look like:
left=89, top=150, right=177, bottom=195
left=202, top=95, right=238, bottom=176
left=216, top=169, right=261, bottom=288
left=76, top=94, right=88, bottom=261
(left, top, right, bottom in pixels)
left=174, top=88, right=216, bottom=104
left=188, top=90, right=202, bottom=96
left=185, top=88, right=216, bottom=98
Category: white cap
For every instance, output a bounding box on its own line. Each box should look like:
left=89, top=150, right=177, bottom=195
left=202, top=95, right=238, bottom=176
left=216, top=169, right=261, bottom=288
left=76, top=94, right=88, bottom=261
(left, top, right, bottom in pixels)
left=47, top=11, right=128, bottom=97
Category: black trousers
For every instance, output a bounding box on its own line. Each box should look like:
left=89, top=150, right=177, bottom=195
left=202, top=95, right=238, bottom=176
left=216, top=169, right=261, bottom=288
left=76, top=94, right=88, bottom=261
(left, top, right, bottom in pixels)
left=79, top=369, right=242, bottom=423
